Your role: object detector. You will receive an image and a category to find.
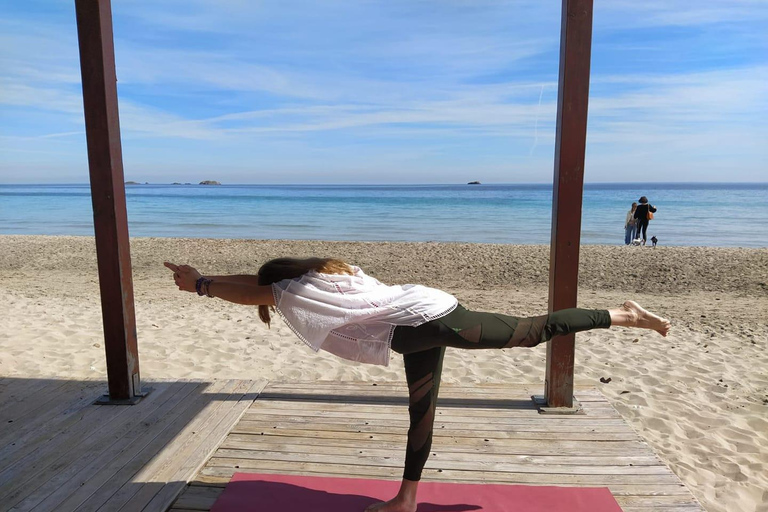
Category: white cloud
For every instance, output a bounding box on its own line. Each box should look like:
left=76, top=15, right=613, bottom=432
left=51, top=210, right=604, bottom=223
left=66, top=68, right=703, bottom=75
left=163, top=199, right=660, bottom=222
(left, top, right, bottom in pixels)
left=0, top=1, right=765, bottom=183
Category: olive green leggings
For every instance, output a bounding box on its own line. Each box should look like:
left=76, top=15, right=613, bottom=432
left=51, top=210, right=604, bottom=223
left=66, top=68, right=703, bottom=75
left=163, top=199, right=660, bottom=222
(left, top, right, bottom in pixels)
left=390, top=304, right=611, bottom=481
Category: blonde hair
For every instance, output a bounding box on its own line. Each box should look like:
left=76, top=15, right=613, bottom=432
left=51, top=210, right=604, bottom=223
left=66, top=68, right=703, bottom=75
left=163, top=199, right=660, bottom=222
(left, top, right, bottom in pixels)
left=257, top=257, right=354, bottom=327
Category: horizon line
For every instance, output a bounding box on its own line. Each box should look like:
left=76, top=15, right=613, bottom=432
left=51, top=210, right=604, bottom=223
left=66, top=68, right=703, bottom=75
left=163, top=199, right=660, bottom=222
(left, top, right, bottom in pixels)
left=1, top=181, right=767, bottom=187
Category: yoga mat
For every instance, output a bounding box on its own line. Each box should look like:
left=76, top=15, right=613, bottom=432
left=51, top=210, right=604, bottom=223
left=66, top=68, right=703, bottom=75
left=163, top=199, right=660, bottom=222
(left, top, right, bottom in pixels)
left=210, top=472, right=623, bottom=512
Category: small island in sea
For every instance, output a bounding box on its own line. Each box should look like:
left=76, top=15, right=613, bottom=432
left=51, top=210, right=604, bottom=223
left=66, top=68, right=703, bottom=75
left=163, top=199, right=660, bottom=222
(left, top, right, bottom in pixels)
left=199, top=180, right=221, bottom=185
left=467, top=181, right=481, bottom=185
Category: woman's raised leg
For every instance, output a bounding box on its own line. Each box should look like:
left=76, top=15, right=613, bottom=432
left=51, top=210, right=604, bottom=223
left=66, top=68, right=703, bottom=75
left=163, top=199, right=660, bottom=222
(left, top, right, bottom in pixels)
left=608, top=300, right=671, bottom=336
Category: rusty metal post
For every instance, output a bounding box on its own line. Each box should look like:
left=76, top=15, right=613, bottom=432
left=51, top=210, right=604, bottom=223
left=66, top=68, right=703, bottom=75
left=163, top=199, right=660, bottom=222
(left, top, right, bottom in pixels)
left=544, top=0, right=594, bottom=409
left=75, top=0, right=144, bottom=403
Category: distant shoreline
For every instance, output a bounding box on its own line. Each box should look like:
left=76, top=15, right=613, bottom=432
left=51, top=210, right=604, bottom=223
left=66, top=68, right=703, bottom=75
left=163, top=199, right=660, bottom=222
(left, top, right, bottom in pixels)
left=2, top=233, right=766, bottom=251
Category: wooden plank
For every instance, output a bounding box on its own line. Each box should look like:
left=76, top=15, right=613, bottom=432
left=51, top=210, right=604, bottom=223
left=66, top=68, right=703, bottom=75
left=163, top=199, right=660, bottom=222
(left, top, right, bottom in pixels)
left=79, top=379, right=245, bottom=511
left=245, top=401, right=620, bottom=418
left=75, top=0, right=141, bottom=401
left=0, top=382, right=169, bottom=467
left=260, top=382, right=608, bottom=400
left=215, top=444, right=662, bottom=466
left=206, top=453, right=671, bottom=476
left=198, top=462, right=683, bottom=485
left=263, top=381, right=604, bottom=392
left=238, top=423, right=635, bottom=438
left=170, top=484, right=223, bottom=511
left=2, top=381, right=193, bottom=511
left=256, top=392, right=612, bottom=410
left=248, top=401, right=617, bottom=419
left=118, top=380, right=266, bottom=512
left=236, top=419, right=634, bottom=435
left=221, top=446, right=663, bottom=471
left=0, top=379, right=72, bottom=421
left=622, top=507, right=703, bottom=512
left=243, top=407, right=622, bottom=422
left=233, top=420, right=641, bottom=441
left=223, top=429, right=641, bottom=448
left=615, top=495, right=705, bottom=507
left=224, top=431, right=647, bottom=450
left=246, top=401, right=622, bottom=418
left=226, top=429, right=652, bottom=456
left=51, top=380, right=237, bottom=512
left=0, top=381, right=178, bottom=506
left=239, top=415, right=630, bottom=432
left=0, top=379, right=80, bottom=424
left=0, top=380, right=106, bottom=452
left=0, top=378, right=56, bottom=413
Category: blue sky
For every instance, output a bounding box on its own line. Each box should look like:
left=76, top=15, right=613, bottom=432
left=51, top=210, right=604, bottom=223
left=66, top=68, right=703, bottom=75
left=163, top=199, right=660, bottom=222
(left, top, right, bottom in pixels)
left=1, top=1, right=766, bottom=184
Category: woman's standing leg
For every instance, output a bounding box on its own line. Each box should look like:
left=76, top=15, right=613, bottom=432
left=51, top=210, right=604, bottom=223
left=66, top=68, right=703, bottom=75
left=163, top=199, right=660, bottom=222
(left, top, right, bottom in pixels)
left=364, top=346, right=445, bottom=512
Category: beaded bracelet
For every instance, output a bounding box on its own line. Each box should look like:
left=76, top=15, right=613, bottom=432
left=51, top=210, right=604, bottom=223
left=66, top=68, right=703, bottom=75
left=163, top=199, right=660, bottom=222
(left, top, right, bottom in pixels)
left=195, top=277, right=214, bottom=297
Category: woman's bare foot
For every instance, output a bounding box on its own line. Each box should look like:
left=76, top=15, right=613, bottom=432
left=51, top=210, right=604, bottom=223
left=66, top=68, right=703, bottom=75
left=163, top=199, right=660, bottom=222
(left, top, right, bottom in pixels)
left=620, top=300, right=671, bottom=337
left=364, top=497, right=417, bottom=512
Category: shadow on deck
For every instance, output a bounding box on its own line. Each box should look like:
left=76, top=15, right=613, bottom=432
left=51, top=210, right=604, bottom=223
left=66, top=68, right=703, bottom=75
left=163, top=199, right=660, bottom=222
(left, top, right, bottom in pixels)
left=0, top=376, right=264, bottom=512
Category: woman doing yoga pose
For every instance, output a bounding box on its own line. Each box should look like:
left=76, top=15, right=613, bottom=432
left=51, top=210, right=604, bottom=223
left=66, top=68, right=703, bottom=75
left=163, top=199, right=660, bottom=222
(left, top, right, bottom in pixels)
left=164, top=257, right=671, bottom=512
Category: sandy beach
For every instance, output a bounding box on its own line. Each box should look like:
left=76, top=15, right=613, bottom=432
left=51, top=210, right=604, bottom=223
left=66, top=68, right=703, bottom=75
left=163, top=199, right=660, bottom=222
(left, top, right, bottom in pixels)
left=1, top=235, right=766, bottom=512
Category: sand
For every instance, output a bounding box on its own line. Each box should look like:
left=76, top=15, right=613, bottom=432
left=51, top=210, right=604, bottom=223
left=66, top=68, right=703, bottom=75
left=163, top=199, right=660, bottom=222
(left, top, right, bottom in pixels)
left=1, top=235, right=767, bottom=511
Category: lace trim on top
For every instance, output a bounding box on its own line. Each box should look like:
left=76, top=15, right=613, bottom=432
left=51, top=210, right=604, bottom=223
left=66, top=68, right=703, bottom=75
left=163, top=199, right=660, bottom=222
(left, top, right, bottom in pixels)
left=272, top=284, right=320, bottom=352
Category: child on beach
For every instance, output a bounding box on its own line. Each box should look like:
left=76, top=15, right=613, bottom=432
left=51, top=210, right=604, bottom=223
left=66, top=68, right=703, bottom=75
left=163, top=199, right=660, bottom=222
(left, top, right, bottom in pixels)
left=165, top=257, right=671, bottom=512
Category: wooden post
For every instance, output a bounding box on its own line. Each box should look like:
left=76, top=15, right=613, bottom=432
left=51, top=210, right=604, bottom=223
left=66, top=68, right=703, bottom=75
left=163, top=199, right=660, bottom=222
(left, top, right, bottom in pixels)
left=544, top=0, right=594, bottom=409
left=75, top=0, right=143, bottom=403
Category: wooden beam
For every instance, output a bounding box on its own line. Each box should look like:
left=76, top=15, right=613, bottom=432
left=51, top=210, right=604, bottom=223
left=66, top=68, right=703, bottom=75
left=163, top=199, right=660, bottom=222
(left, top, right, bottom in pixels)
left=546, top=0, right=594, bottom=408
left=75, top=0, right=142, bottom=402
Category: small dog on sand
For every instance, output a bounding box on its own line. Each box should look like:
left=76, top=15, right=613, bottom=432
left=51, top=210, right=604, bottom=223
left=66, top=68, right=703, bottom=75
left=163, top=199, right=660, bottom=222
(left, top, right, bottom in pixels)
left=631, top=238, right=642, bottom=246
left=651, top=236, right=658, bottom=247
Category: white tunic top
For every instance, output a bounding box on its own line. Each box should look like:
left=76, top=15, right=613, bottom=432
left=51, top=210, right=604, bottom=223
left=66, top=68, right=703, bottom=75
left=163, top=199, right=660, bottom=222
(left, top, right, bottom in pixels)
left=271, top=266, right=458, bottom=366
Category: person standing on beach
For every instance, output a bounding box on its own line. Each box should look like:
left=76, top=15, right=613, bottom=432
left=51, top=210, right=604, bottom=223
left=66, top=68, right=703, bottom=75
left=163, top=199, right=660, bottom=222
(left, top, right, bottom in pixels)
left=624, top=202, right=638, bottom=245
left=165, top=257, right=671, bottom=512
left=633, top=196, right=657, bottom=246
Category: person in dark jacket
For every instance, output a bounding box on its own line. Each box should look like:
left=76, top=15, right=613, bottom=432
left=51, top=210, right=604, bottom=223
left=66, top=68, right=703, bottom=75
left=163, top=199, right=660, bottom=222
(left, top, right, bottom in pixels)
left=633, top=196, right=657, bottom=245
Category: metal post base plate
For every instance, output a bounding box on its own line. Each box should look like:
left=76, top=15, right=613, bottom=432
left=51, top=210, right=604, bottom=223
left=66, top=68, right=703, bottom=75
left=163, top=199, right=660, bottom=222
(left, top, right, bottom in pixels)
left=94, top=388, right=150, bottom=405
left=531, top=395, right=584, bottom=415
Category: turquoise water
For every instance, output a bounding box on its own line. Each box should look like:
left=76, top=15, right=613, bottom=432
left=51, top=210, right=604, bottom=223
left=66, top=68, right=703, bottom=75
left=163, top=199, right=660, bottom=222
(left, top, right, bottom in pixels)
left=1, top=183, right=766, bottom=247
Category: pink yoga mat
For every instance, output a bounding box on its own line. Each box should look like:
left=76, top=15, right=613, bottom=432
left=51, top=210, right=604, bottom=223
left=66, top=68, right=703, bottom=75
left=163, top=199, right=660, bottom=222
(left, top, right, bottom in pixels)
left=210, top=472, right=623, bottom=512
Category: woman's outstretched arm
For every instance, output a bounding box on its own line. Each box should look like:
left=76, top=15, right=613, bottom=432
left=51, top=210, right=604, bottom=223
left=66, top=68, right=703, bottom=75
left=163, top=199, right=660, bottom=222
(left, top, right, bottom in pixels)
left=164, top=262, right=275, bottom=306
left=196, top=274, right=263, bottom=286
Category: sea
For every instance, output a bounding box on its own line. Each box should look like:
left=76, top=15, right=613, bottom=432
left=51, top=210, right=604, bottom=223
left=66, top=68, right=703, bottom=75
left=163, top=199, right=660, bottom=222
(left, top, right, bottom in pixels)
left=1, top=183, right=766, bottom=248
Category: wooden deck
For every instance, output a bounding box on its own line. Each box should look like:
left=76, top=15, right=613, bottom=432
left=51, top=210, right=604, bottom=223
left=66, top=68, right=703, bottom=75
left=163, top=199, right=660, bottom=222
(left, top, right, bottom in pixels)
left=0, top=377, right=265, bottom=512
left=170, top=381, right=704, bottom=512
